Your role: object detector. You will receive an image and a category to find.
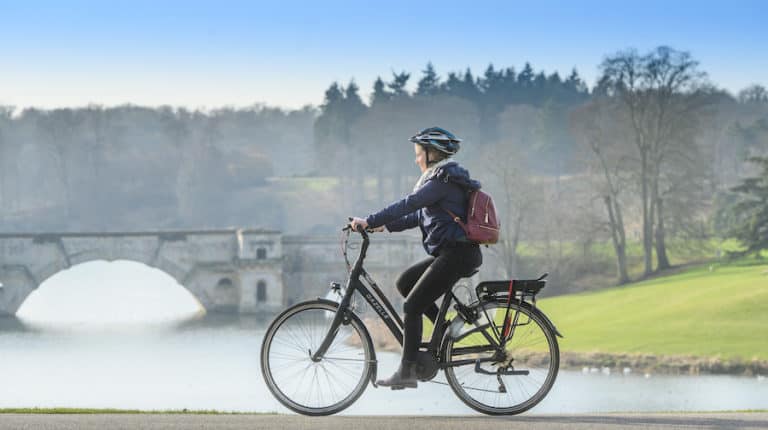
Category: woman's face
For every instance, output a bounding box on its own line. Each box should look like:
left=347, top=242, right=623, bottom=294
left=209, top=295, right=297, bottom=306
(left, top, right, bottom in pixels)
left=414, top=144, right=428, bottom=173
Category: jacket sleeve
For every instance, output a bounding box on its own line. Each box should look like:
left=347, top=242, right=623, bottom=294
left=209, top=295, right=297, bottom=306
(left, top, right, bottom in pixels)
left=385, top=211, right=419, bottom=232
left=366, top=178, right=450, bottom=228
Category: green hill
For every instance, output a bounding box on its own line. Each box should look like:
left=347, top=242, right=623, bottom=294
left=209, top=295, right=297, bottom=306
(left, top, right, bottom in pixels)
left=539, top=262, right=768, bottom=361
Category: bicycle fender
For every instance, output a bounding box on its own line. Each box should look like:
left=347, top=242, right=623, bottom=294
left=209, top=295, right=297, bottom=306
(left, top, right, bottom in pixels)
left=533, top=306, right=564, bottom=338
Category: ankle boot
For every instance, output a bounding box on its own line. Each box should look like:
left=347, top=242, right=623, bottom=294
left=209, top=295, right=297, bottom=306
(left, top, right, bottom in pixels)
left=376, top=360, right=418, bottom=389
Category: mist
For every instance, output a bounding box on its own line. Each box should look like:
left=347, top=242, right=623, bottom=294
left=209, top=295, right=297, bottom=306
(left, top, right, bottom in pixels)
left=1, top=49, right=766, bottom=297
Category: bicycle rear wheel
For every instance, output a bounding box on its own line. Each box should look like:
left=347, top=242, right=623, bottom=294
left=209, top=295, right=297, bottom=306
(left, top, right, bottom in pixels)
left=260, top=300, right=374, bottom=416
left=444, top=301, right=559, bottom=415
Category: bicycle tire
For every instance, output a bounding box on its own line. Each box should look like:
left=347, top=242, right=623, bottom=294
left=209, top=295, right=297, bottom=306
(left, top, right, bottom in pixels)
left=443, top=301, right=559, bottom=415
left=260, top=299, right=375, bottom=416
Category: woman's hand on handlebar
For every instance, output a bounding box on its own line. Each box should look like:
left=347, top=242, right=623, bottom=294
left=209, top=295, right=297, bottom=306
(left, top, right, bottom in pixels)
left=349, top=217, right=385, bottom=233
left=349, top=217, right=368, bottom=232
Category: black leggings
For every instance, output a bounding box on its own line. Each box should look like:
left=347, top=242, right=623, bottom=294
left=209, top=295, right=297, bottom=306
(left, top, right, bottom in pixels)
left=395, top=244, right=482, bottom=362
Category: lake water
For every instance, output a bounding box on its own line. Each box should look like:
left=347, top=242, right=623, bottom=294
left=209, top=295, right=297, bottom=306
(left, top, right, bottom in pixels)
left=0, top=261, right=766, bottom=414
left=2, top=315, right=767, bottom=414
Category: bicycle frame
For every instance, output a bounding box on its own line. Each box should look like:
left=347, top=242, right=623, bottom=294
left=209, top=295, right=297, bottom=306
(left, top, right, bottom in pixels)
left=310, top=228, right=503, bottom=368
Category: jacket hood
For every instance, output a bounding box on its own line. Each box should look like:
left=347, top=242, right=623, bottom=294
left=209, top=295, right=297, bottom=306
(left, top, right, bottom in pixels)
left=432, top=161, right=481, bottom=191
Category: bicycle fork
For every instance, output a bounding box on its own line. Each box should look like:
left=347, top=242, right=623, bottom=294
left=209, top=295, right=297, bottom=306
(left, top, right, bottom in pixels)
left=310, top=281, right=356, bottom=362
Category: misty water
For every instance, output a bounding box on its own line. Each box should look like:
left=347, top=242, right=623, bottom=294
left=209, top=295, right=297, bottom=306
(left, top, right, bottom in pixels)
left=1, top=261, right=766, bottom=414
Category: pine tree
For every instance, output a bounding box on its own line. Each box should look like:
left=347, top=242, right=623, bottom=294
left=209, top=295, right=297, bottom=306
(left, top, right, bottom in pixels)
left=478, top=64, right=506, bottom=108
left=442, top=71, right=462, bottom=95
left=478, top=64, right=500, bottom=94
left=314, top=82, right=351, bottom=168
left=477, top=64, right=505, bottom=143
left=565, top=68, right=587, bottom=94
left=547, top=72, right=562, bottom=86
left=387, top=71, right=411, bottom=98
left=441, top=68, right=479, bottom=101
left=461, top=68, right=479, bottom=101
left=342, top=81, right=367, bottom=121
left=371, top=76, right=392, bottom=105
left=499, top=67, right=518, bottom=103
left=518, top=63, right=534, bottom=87
left=416, top=62, right=440, bottom=96
left=728, top=156, right=768, bottom=256
left=546, top=72, right=563, bottom=100
left=502, top=67, right=516, bottom=85
left=321, top=82, right=344, bottom=111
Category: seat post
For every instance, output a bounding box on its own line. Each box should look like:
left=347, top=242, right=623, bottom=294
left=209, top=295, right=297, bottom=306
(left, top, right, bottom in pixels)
left=436, top=290, right=456, bottom=324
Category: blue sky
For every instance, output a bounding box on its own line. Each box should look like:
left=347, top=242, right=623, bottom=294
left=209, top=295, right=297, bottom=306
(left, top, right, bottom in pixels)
left=1, top=0, right=766, bottom=109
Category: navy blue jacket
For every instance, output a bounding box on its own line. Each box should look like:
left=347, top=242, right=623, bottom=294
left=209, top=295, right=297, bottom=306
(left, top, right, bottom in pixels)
left=365, top=162, right=481, bottom=256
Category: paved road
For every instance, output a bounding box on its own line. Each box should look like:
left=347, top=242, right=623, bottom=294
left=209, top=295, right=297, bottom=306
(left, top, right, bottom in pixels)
left=0, top=413, right=766, bottom=429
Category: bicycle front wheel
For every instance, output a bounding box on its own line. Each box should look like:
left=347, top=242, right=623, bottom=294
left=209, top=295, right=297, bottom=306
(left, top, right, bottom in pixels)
left=444, top=301, right=559, bottom=415
left=260, top=300, right=375, bottom=416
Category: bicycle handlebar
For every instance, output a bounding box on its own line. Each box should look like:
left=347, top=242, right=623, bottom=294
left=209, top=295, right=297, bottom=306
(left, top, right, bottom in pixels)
left=343, top=217, right=373, bottom=238
left=341, top=218, right=373, bottom=271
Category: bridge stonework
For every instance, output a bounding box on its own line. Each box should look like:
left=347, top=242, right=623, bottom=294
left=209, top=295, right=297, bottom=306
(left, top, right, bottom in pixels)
left=0, top=229, right=285, bottom=316
left=0, top=229, right=487, bottom=317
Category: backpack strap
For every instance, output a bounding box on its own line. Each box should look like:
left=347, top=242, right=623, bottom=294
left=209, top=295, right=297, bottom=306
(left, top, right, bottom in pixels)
left=443, top=207, right=463, bottom=224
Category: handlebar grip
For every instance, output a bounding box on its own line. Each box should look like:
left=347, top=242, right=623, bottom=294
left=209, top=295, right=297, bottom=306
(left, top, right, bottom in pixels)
left=343, top=217, right=371, bottom=236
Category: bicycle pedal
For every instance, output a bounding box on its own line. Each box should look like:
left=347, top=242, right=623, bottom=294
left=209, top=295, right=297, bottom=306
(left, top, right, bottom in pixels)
left=389, top=383, right=417, bottom=390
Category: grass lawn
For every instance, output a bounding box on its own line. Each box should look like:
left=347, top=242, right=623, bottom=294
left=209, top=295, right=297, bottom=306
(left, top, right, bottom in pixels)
left=538, top=261, right=768, bottom=360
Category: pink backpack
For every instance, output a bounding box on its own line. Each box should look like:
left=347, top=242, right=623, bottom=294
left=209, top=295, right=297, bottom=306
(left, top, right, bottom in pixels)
left=444, top=190, right=500, bottom=244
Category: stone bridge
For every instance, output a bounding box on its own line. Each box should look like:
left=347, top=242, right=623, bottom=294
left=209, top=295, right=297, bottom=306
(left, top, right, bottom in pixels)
left=0, top=229, right=284, bottom=316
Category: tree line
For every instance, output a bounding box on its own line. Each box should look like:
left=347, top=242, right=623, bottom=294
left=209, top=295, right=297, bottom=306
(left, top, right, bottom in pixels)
left=314, top=47, right=768, bottom=285
left=0, top=105, right=315, bottom=230
left=0, top=45, right=766, bottom=290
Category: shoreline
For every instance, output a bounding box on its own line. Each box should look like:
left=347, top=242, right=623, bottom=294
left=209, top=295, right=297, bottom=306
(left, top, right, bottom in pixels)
left=559, top=352, right=768, bottom=376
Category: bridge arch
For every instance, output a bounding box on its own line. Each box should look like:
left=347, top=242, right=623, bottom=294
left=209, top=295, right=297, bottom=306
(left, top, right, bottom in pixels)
left=17, top=259, right=205, bottom=323
left=0, top=230, right=284, bottom=316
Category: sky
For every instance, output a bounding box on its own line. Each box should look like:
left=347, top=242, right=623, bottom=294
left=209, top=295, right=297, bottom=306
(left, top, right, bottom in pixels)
left=1, top=0, right=766, bottom=110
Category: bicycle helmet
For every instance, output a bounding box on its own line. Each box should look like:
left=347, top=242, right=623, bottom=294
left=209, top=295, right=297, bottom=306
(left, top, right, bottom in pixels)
left=409, top=127, right=461, bottom=156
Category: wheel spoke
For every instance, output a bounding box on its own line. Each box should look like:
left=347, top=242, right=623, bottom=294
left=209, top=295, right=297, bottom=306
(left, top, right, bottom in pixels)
left=261, top=302, right=372, bottom=415
left=445, top=302, right=559, bottom=415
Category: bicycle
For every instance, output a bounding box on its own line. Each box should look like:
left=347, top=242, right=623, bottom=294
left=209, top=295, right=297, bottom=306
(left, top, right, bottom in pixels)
left=260, top=224, right=563, bottom=416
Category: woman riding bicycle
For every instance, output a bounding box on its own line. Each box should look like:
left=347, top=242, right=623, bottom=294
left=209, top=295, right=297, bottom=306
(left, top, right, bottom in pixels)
left=350, top=126, right=482, bottom=389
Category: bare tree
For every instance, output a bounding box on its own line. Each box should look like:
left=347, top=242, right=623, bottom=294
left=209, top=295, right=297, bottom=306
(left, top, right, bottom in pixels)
left=571, top=98, right=632, bottom=284
left=600, top=46, right=709, bottom=274
left=37, top=108, right=84, bottom=218
left=481, top=105, right=542, bottom=278
left=738, top=84, right=768, bottom=104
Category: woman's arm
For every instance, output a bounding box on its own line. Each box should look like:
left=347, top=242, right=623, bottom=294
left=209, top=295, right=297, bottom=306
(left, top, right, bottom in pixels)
left=385, top=211, right=419, bottom=232
left=365, top=179, right=450, bottom=228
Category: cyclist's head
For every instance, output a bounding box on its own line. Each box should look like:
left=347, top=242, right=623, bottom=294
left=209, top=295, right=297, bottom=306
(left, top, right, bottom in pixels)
left=410, top=127, right=461, bottom=165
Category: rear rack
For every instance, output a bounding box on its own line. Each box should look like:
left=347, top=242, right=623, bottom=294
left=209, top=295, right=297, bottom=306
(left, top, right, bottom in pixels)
left=473, top=273, right=549, bottom=346
left=475, top=273, right=548, bottom=302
